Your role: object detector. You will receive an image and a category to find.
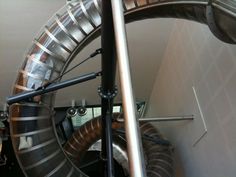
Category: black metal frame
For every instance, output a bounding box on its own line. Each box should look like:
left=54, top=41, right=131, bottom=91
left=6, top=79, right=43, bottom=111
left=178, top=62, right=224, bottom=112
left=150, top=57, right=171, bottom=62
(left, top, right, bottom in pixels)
left=100, top=0, right=117, bottom=176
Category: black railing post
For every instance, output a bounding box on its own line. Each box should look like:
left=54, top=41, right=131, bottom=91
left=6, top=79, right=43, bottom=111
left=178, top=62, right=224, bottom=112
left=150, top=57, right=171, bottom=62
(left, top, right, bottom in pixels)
left=100, top=0, right=117, bottom=176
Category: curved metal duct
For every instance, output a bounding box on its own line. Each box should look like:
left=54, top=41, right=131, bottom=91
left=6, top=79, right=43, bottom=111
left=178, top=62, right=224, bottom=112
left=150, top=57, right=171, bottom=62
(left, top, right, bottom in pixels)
left=63, top=115, right=174, bottom=177
left=9, top=0, right=236, bottom=176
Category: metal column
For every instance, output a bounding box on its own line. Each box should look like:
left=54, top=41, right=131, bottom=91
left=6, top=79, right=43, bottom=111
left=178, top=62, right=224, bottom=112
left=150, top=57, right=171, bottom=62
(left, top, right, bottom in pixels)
left=100, top=0, right=116, bottom=176
left=111, top=0, right=146, bottom=176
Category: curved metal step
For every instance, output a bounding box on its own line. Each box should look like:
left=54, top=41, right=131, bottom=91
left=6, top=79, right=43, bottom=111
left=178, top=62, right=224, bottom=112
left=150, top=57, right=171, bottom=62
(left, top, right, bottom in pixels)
left=9, top=0, right=236, bottom=176
left=10, top=103, right=80, bottom=177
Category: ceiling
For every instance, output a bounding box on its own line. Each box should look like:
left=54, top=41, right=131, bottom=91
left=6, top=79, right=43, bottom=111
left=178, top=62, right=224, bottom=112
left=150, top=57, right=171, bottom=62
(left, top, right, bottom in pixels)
left=0, top=0, right=175, bottom=108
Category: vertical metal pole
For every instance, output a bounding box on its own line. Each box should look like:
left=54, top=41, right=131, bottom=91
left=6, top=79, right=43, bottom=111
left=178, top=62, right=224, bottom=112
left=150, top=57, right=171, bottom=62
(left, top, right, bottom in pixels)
left=111, top=0, right=147, bottom=177
left=100, top=0, right=116, bottom=176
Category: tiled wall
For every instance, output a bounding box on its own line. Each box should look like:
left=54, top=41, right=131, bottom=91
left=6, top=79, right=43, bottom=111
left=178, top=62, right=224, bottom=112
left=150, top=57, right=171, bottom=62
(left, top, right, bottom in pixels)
left=146, top=19, right=236, bottom=177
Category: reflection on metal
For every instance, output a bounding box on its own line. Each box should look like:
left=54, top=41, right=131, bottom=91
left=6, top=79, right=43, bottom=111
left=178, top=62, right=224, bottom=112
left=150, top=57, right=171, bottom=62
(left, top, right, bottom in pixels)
left=12, top=127, right=53, bottom=138
left=67, top=0, right=79, bottom=5
left=24, top=149, right=61, bottom=170
left=26, top=54, right=58, bottom=73
left=117, top=115, right=194, bottom=122
left=67, top=8, right=87, bottom=36
left=46, top=158, right=67, bottom=177
left=17, top=139, right=56, bottom=154
left=79, top=0, right=97, bottom=28
left=44, top=26, right=72, bottom=53
left=34, top=39, right=66, bottom=62
left=11, top=116, right=50, bottom=121
left=55, top=14, right=80, bottom=44
left=93, top=0, right=101, bottom=15
left=67, top=167, right=74, bottom=177
left=111, top=0, right=146, bottom=176
left=20, top=69, right=46, bottom=81
left=88, top=139, right=129, bottom=175
left=9, top=0, right=236, bottom=176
